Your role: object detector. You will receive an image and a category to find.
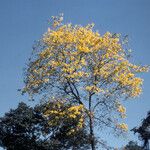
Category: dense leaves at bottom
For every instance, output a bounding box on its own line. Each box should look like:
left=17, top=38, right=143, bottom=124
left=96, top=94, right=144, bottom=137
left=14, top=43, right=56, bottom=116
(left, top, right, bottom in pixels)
left=0, top=102, right=91, bottom=150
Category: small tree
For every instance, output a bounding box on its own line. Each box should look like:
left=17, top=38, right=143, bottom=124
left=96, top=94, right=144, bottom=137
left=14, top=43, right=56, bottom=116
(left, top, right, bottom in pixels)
left=23, top=14, right=148, bottom=149
left=132, top=111, right=150, bottom=150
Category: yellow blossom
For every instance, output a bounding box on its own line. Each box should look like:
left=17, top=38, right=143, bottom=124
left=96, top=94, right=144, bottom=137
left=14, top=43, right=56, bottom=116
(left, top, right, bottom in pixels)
left=117, top=123, right=128, bottom=131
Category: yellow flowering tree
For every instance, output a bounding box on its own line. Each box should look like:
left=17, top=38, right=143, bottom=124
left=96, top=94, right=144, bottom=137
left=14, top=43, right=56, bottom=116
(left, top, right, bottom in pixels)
left=23, top=14, right=148, bottom=150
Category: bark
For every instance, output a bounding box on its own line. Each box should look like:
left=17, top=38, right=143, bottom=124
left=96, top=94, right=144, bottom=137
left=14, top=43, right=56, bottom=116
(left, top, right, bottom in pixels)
left=89, top=94, right=95, bottom=150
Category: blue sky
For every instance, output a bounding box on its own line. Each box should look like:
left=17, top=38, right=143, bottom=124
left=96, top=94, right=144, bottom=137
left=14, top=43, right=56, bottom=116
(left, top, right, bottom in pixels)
left=0, top=0, right=150, bottom=149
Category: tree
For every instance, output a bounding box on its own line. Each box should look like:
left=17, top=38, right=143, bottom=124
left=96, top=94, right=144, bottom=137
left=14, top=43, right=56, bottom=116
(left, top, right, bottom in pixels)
left=0, top=102, right=46, bottom=150
left=23, top=14, right=148, bottom=149
left=0, top=101, right=91, bottom=150
left=132, top=111, right=150, bottom=150
left=123, top=141, right=142, bottom=150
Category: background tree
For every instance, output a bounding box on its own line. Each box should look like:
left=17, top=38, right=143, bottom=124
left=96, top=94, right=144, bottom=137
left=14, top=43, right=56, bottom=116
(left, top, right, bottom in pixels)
left=123, top=141, right=142, bottom=150
left=132, top=111, right=150, bottom=150
left=23, top=14, right=148, bottom=149
left=0, top=102, right=46, bottom=150
left=0, top=101, right=91, bottom=150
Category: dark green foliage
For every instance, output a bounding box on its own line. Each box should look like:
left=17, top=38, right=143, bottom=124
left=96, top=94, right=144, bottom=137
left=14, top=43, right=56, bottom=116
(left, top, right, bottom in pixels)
left=132, top=111, right=150, bottom=149
left=0, top=102, right=48, bottom=150
left=124, top=141, right=142, bottom=150
left=0, top=102, right=90, bottom=150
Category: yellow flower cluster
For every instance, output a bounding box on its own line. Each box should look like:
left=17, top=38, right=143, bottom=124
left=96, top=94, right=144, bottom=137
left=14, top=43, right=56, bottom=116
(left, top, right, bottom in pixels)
left=117, top=123, right=128, bottom=131
left=117, top=105, right=126, bottom=113
left=117, top=105, right=126, bottom=119
left=85, top=85, right=103, bottom=93
left=44, top=101, right=85, bottom=135
left=24, top=15, right=148, bottom=98
left=43, top=25, right=121, bottom=54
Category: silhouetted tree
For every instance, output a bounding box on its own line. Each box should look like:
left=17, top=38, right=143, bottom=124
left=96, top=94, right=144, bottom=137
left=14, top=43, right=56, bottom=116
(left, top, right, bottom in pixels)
left=124, top=141, right=142, bottom=150
left=0, top=102, right=47, bottom=150
left=132, top=111, right=150, bottom=150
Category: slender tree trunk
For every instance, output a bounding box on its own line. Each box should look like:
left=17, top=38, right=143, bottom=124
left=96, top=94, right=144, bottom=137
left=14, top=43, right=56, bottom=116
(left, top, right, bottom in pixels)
left=89, top=94, right=95, bottom=150
left=144, top=139, right=149, bottom=150
left=89, top=114, right=95, bottom=150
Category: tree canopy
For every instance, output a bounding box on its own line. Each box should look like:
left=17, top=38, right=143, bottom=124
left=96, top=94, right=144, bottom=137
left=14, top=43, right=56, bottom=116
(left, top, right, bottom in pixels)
left=22, top=14, right=148, bottom=149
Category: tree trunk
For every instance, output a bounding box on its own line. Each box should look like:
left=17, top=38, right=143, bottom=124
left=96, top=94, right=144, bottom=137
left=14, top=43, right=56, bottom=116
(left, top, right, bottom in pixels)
left=89, top=114, right=95, bottom=150
left=89, top=94, right=95, bottom=150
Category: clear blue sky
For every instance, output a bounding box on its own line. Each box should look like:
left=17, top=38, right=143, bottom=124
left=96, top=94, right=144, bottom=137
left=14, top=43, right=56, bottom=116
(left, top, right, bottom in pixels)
left=0, top=0, right=150, bottom=149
